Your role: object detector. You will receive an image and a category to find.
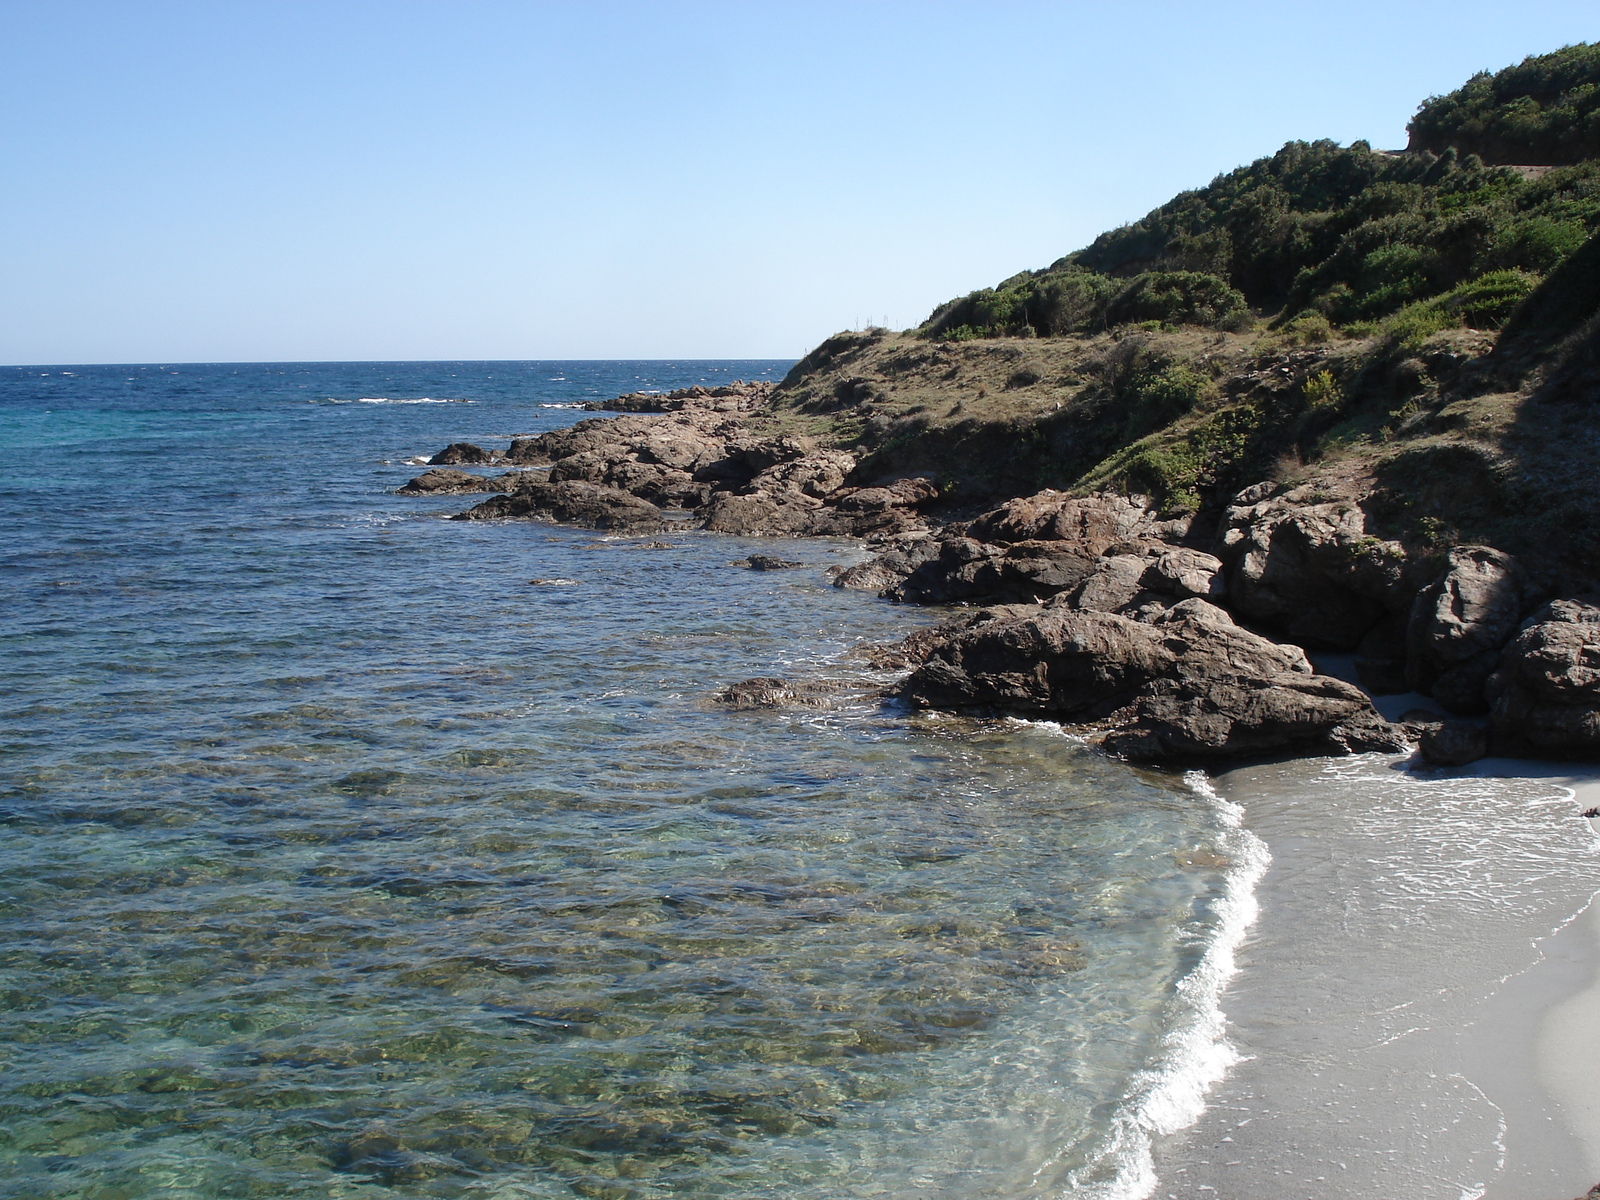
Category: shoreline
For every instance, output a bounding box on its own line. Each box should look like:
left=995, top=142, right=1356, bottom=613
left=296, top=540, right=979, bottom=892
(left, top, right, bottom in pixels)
left=1153, top=753, right=1600, bottom=1200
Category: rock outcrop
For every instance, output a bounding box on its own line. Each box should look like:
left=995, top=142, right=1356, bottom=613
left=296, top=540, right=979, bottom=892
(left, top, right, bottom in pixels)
left=1219, top=485, right=1417, bottom=651
left=898, top=598, right=1404, bottom=761
left=452, top=480, right=667, bottom=534
left=423, top=376, right=1600, bottom=765
left=852, top=492, right=1186, bottom=606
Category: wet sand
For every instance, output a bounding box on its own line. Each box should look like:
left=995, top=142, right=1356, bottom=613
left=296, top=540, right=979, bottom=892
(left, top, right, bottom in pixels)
left=1150, top=754, right=1600, bottom=1200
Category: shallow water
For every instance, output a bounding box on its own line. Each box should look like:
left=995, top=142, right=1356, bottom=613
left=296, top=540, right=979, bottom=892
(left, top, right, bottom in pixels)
left=0, top=362, right=1252, bottom=1199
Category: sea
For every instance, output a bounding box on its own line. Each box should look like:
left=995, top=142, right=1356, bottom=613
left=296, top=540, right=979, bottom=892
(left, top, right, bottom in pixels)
left=1, top=360, right=1596, bottom=1200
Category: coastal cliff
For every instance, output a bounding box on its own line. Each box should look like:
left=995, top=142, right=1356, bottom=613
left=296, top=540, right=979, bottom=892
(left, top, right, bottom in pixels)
left=414, top=45, right=1600, bottom=768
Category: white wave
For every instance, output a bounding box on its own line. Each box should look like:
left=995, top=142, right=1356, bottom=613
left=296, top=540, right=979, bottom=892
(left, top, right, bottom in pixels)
left=1064, top=768, right=1271, bottom=1200
left=539, top=402, right=586, bottom=408
left=353, top=396, right=470, bottom=404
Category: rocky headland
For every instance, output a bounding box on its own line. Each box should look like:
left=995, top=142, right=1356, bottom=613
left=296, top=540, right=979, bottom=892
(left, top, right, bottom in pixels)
left=405, top=47, right=1600, bottom=774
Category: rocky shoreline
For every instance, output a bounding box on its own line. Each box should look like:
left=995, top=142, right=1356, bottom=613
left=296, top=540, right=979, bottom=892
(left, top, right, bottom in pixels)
left=401, top=379, right=1600, bottom=769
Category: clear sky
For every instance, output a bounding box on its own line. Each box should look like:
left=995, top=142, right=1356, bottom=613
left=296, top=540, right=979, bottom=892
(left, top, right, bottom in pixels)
left=2, top=1, right=1597, bottom=364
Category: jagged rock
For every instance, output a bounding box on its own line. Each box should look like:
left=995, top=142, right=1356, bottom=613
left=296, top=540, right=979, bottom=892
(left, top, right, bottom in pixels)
left=742, top=555, right=804, bottom=570
left=830, top=476, right=938, bottom=513
left=1486, top=599, right=1600, bottom=757
left=965, top=490, right=1176, bottom=546
left=429, top=441, right=504, bottom=465
left=699, top=490, right=821, bottom=536
left=1066, top=552, right=1165, bottom=616
left=453, top=480, right=667, bottom=534
left=1419, top=720, right=1489, bottom=766
left=866, top=492, right=1202, bottom=607
left=887, top=537, right=1100, bottom=605
left=899, top=600, right=1404, bottom=762
left=583, top=380, right=776, bottom=413
left=398, top=468, right=514, bottom=495
left=1065, top=545, right=1227, bottom=617
left=1149, top=547, right=1227, bottom=600
left=832, top=535, right=943, bottom=592
left=748, top=451, right=857, bottom=500
left=1220, top=490, right=1418, bottom=650
left=1406, top=545, right=1528, bottom=713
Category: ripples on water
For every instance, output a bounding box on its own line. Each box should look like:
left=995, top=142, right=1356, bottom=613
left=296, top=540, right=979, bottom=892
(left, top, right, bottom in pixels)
left=0, top=362, right=1248, bottom=1199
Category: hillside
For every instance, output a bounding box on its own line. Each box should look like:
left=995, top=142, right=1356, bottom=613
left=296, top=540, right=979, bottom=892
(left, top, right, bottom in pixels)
left=758, top=44, right=1600, bottom=586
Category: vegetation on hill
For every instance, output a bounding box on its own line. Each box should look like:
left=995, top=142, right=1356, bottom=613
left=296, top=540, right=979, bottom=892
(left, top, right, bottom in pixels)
left=1408, top=43, right=1600, bottom=166
left=769, top=46, right=1600, bottom=578
left=920, top=141, right=1600, bottom=341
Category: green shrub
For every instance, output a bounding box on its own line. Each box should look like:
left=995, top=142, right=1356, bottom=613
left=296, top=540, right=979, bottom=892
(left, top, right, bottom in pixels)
left=1302, top=369, right=1342, bottom=411
left=1407, top=43, right=1600, bottom=165
left=1378, top=269, right=1541, bottom=348
left=1274, top=311, right=1336, bottom=345
left=1121, top=363, right=1210, bottom=438
left=915, top=50, right=1600, bottom=348
left=1104, top=271, right=1250, bottom=329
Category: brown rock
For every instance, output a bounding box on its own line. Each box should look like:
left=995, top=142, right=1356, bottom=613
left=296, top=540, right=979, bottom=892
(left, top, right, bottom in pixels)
left=698, top=490, right=820, bottom=536
left=832, top=536, right=943, bottom=592
left=713, top=677, right=833, bottom=709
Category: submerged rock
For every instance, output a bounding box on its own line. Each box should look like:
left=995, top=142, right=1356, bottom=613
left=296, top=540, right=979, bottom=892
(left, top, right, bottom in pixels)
left=714, top=677, right=833, bottom=709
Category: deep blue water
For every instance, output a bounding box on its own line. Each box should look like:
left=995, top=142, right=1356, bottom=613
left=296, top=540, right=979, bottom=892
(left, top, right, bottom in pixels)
left=0, top=361, right=1252, bottom=1199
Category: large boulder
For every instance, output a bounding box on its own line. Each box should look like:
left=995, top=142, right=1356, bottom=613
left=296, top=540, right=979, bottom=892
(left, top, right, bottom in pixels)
left=899, top=599, right=1404, bottom=762
left=452, top=480, right=667, bottom=534
left=850, top=491, right=1195, bottom=607
left=1220, top=486, right=1416, bottom=650
left=1486, top=599, right=1600, bottom=757
left=1406, top=546, right=1528, bottom=713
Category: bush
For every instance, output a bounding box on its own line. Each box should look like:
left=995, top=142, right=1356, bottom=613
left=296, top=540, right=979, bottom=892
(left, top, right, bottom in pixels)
left=1121, top=363, right=1211, bottom=438
left=1104, top=271, right=1250, bottom=329
left=1407, top=43, right=1600, bottom=165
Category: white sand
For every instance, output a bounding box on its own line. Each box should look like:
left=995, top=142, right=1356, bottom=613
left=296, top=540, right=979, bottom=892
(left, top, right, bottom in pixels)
left=1153, top=753, right=1600, bottom=1199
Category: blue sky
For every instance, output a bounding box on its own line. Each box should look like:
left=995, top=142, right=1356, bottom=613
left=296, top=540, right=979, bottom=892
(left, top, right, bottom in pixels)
left=2, top=1, right=1597, bottom=364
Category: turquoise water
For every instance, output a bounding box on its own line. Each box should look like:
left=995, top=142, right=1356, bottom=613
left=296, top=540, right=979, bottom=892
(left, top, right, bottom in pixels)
left=0, top=362, right=1252, bottom=1199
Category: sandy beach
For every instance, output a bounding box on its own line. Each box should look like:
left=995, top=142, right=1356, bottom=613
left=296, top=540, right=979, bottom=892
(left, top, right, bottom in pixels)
left=1149, top=750, right=1600, bottom=1200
